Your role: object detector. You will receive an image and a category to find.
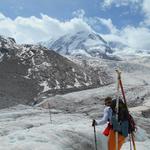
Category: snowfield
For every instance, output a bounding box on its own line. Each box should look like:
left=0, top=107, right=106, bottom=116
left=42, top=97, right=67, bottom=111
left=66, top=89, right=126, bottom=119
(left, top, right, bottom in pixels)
left=0, top=105, right=150, bottom=150
left=0, top=55, right=150, bottom=150
left=0, top=105, right=102, bottom=150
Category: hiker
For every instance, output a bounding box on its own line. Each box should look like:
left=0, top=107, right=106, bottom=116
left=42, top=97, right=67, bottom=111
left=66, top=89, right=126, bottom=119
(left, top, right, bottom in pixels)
left=92, top=96, right=127, bottom=150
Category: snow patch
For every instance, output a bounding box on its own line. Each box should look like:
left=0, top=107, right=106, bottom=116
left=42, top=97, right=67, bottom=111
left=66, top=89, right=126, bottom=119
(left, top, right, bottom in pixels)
left=55, top=80, right=60, bottom=89
left=41, top=62, right=51, bottom=67
left=74, top=78, right=81, bottom=87
left=40, top=81, right=51, bottom=92
left=0, top=52, right=4, bottom=62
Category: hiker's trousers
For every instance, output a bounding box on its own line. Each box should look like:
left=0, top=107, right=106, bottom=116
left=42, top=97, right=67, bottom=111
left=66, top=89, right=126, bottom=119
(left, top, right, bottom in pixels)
left=108, top=129, right=125, bottom=150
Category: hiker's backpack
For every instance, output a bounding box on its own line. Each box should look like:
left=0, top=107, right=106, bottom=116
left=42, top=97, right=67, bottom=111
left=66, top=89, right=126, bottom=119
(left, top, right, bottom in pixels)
left=110, top=99, right=136, bottom=137
left=128, top=113, right=136, bottom=133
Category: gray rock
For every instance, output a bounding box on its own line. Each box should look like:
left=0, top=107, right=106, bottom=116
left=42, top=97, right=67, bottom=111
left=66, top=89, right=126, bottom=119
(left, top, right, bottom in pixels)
left=0, top=35, right=113, bottom=108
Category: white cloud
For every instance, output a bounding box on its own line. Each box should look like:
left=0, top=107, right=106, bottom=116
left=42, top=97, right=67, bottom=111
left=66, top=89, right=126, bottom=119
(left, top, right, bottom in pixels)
left=121, top=26, right=150, bottom=50
left=0, top=13, right=92, bottom=44
left=101, top=0, right=113, bottom=8
left=1, top=9, right=150, bottom=53
left=97, top=18, right=118, bottom=34
left=141, top=0, right=150, bottom=26
left=142, top=0, right=150, bottom=16
left=102, top=0, right=141, bottom=8
left=0, top=13, right=6, bottom=20
left=72, top=9, right=85, bottom=18
left=102, top=0, right=150, bottom=28
left=102, top=34, right=124, bottom=43
left=101, top=0, right=142, bottom=18
left=102, top=25, right=150, bottom=53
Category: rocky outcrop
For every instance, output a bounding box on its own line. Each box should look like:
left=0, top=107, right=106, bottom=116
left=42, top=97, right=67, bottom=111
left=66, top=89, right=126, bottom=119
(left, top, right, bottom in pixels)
left=0, top=35, right=113, bottom=108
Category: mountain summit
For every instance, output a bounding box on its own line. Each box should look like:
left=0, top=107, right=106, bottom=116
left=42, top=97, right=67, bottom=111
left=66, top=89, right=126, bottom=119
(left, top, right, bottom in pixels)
left=40, top=31, right=114, bottom=59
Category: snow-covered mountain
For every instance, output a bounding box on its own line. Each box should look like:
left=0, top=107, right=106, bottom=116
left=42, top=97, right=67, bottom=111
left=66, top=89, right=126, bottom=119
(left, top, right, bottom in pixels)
left=40, top=31, right=118, bottom=59
left=0, top=35, right=113, bottom=108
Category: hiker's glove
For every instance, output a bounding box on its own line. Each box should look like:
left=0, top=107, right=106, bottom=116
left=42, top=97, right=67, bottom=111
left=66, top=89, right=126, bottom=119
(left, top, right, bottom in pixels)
left=92, top=119, right=96, bottom=126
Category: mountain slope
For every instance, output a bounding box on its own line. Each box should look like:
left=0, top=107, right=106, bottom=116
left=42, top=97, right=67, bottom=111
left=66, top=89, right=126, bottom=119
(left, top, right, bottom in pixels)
left=0, top=35, right=113, bottom=108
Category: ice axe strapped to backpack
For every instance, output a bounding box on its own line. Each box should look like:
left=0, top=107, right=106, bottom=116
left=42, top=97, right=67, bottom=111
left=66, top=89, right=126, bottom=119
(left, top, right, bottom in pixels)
left=115, top=69, right=136, bottom=150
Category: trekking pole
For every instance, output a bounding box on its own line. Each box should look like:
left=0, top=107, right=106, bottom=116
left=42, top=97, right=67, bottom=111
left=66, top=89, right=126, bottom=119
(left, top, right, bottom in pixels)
left=48, top=102, right=52, bottom=124
left=129, top=133, right=132, bottom=150
left=116, top=70, right=136, bottom=150
left=131, top=133, right=136, bottom=150
left=93, top=124, right=98, bottom=150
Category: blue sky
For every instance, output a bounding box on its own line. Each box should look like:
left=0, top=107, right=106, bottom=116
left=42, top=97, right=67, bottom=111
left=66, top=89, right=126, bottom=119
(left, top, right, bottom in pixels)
left=0, top=0, right=150, bottom=53
left=0, top=0, right=144, bottom=28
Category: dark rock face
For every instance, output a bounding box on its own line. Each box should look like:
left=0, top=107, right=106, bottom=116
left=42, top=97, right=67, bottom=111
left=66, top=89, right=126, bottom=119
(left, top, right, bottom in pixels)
left=0, top=58, right=40, bottom=108
left=142, top=109, right=150, bottom=118
left=0, top=35, right=113, bottom=108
